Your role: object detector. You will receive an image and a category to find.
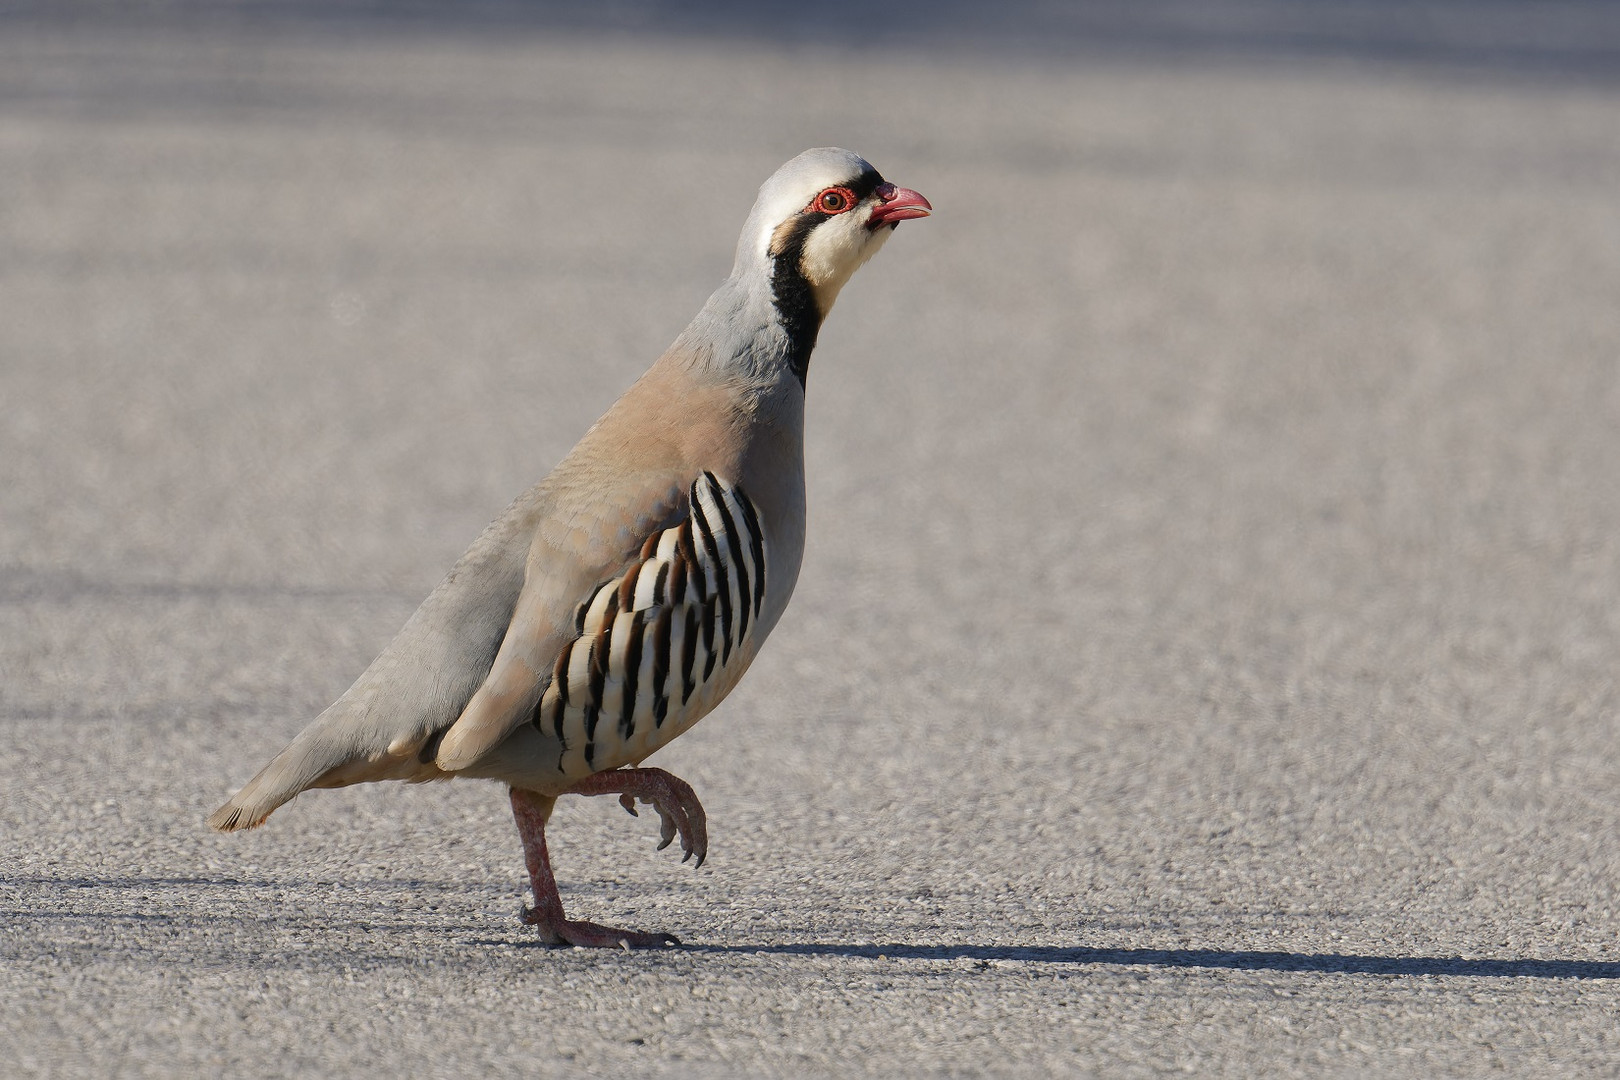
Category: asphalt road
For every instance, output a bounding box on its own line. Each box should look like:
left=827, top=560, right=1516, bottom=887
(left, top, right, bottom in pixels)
left=3, top=12, right=1619, bottom=1077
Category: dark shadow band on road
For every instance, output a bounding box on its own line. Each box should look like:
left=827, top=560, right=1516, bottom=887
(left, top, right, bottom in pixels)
left=685, top=943, right=1620, bottom=980
left=5, top=1, right=1620, bottom=84
left=4, top=884, right=1611, bottom=979
left=0, top=566, right=419, bottom=606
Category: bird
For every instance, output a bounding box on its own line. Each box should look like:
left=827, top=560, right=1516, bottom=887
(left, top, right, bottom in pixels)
left=208, top=147, right=931, bottom=948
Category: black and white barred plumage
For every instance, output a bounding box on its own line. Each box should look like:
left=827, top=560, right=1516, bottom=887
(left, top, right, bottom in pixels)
left=534, top=472, right=767, bottom=777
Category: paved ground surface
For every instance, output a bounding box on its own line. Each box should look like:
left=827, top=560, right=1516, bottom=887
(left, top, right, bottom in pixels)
left=3, top=8, right=1619, bottom=1077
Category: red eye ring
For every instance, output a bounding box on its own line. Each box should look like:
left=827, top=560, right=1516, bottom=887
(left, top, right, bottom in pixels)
left=812, top=187, right=856, bottom=215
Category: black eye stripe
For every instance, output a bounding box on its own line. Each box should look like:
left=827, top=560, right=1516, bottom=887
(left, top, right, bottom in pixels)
left=845, top=167, right=884, bottom=201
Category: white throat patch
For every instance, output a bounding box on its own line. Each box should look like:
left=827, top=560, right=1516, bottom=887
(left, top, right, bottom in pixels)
left=798, top=212, right=891, bottom=316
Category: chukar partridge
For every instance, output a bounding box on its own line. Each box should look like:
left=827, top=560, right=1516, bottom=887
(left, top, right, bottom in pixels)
left=209, top=147, right=931, bottom=948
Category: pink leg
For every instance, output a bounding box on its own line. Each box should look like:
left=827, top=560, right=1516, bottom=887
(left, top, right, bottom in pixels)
left=509, top=769, right=706, bottom=949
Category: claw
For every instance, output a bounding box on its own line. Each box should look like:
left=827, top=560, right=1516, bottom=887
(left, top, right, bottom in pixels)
left=657, top=808, right=677, bottom=850
left=540, top=919, right=681, bottom=949
left=561, top=767, right=709, bottom=871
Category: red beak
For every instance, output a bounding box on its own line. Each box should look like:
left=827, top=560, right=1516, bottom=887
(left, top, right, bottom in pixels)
left=868, top=183, right=932, bottom=229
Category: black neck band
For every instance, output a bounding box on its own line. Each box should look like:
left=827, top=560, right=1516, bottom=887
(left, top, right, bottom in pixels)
left=770, top=220, right=822, bottom=387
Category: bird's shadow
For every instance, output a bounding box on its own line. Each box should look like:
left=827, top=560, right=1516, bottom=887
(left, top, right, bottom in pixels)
left=10, top=875, right=1612, bottom=980
left=679, top=942, right=1619, bottom=980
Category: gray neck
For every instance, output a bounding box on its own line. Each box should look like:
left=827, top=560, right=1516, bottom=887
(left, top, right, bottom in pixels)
left=669, top=271, right=811, bottom=389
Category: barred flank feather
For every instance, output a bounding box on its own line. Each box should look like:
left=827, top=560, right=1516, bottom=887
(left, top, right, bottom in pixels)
left=534, top=474, right=768, bottom=777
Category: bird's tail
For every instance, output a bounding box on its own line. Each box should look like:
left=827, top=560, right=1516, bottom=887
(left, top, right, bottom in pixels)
left=206, top=720, right=359, bottom=831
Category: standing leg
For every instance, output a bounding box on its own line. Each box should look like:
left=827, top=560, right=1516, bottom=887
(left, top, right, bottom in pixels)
left=509, top=786, right=680, bottom=949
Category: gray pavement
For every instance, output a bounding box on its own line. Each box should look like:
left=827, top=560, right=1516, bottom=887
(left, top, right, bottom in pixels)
left=3, top=12, right=1619, bottom=1077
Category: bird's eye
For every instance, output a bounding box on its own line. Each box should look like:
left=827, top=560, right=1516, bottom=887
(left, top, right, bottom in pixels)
left=814, top=188, right=854, bottom=214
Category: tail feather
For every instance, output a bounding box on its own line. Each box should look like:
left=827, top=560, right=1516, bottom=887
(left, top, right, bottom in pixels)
left=207, top=770, right=296, bottom=831
left=206, top=719, right=367, bottom=832
left=206, top=799, right=258, bottom=832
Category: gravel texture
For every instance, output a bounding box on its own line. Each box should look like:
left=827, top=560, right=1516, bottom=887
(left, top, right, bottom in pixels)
left=3, top=11, right=1619, bottom=1077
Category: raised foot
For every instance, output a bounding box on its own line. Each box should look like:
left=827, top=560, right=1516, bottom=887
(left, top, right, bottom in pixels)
left=563, top=767, right=709, bottom=869
left=521, top=905, right=680, bottom=949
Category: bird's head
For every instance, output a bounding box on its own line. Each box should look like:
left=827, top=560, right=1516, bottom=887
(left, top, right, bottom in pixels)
left=735, top=147, right=931, bottom=322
